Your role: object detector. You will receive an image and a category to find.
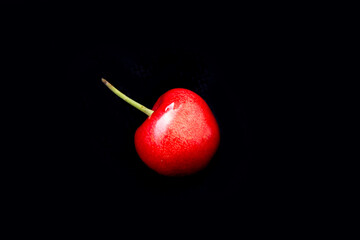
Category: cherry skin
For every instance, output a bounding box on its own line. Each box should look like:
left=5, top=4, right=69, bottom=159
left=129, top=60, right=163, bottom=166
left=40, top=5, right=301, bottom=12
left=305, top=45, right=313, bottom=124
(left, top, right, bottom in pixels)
left=135, top=88, right=220, bottom=176
left=102, top=79, right=220, bottom=176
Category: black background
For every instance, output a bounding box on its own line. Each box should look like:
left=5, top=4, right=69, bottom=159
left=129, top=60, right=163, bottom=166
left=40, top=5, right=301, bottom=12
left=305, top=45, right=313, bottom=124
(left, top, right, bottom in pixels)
left=6, top=1, right=317, bottom=233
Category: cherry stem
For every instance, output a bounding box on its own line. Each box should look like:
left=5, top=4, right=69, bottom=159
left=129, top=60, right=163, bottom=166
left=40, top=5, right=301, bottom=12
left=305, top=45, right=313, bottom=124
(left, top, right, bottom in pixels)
left=101, top=78, right=154, bottom=117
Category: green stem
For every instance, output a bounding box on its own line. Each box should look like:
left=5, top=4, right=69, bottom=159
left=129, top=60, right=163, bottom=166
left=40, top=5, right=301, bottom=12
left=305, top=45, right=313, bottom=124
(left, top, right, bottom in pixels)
left=101, top=78, right=154, bottom=117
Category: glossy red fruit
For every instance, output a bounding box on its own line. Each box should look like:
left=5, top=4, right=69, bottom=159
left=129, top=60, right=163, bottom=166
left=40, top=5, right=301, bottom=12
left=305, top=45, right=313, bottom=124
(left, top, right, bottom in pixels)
left=102, top=78, right=220, bottom=176
left=135, top=88, right=220, bottom=176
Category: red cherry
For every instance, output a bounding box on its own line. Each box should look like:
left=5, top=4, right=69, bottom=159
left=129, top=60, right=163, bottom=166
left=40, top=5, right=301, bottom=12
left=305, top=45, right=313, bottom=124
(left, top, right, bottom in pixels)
left=102, top=78, right=220, bottom=176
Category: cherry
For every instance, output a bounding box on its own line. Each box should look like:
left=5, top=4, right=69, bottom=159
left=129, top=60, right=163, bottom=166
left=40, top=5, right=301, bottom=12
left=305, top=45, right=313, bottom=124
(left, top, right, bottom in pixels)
left=102, top=78, right=220, bottom=176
